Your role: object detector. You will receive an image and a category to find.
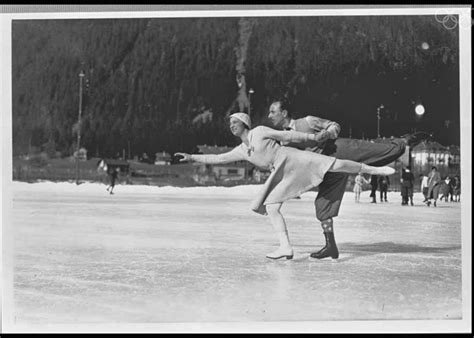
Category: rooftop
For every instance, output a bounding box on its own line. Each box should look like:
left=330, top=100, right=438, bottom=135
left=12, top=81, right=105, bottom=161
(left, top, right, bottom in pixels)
left=411, top=141, right=449, bottom=152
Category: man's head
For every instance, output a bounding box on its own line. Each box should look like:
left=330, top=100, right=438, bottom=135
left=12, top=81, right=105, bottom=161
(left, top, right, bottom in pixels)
left=268, top=98, right=291, bottom=129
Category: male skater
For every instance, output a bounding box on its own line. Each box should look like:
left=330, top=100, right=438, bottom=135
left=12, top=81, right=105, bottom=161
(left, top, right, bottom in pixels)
left=268, top=98, right=430, bottom=259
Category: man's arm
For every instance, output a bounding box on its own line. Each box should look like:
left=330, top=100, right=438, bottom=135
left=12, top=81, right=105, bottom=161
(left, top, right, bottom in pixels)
left=305, top=116, right=341, bottom=142
left=259, top=126, right=318, bottom=144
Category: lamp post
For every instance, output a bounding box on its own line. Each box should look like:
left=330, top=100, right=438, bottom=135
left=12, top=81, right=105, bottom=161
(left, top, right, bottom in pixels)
left=248, top=88, right=254, bottom=116
left=415, top=103, right=425, bottom=119
left=411, top=103, right=425, bottom=169
left=244, top=88, right=254, bottom=181
left=376, top=104, right=384, bottom=138
left=75, top=70, right=85, bottom=185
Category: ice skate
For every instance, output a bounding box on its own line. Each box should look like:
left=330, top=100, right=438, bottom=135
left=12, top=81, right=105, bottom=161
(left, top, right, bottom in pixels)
left=310, top=232, right=339, bottom=259
left=401, top=131, right=433, bottom=148
left=360, top=163, right=395, bottom=176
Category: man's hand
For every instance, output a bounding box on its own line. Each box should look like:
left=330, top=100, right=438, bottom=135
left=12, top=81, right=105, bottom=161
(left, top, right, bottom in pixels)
left=314, top=129, right=330, bottom=142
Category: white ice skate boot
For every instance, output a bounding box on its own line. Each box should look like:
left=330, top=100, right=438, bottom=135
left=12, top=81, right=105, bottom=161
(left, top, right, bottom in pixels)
left=266, top=247, right=294, bottom=260
left=360, top=163, right=395, bottom=176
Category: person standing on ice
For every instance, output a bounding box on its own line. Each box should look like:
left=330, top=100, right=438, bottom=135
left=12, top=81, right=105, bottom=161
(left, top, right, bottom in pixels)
left=369, top=175, right=379, bottom=203
left=452, top=175, right=461, bottom=202
left=175, top=113, right=395, bottom=260
left=106, top=167, right=119, bottom=195
left=426, top=166, right=442, bottom=207
left=419, top=173, right=429, bottom=203
left=266, top=98, right=427, bottom=260
left=401, top=166, right=415, bottom=206
left=378, top=175, right=390, bottom=202
left=353, top=173, right=369, bottom=203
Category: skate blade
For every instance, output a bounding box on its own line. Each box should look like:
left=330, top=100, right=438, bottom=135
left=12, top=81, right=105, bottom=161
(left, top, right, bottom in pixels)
left=308, top=254, right=344, bottom=262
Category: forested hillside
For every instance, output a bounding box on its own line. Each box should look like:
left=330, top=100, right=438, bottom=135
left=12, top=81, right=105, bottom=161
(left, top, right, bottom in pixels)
left=11, top=15, right=459, bottom=159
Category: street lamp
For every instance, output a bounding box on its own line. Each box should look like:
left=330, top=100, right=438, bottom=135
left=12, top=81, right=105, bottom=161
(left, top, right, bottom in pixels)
left=376, top=104, right=384, bottom=138
left=414, top=103, right=425, bottom=125
left=248, top=88, right=254, bottom=116
left=244, top=88, right=255, bottom=181
left=75, top=70, right=85, bottom=185
left=415, top=104, right=425, bottom=116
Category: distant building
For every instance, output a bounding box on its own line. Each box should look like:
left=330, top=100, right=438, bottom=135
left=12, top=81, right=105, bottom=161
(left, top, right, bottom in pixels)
left=252, top=167, right=271, bottom=183
left=368, top=139, right=460, bottom=191
left=73, top=147, right=88, bottom=161
left=447, top=144, right=461, bottom=168
left=154, top=151, right=172, bottom=165
left=194, top=145, right=252, bottom=184
left=410, top=141, right=459, bottom=178
left=139, top=152, right=153, bottom=164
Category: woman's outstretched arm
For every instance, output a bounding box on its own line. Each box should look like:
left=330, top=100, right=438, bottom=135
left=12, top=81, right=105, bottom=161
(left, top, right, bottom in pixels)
left=175, top=146, right=245, bottom=164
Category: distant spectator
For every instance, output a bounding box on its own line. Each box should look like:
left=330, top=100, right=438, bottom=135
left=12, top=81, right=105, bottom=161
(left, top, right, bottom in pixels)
left=426, top=166, right=442, bottom=207
left=378, top=175, right=390, bottom=202
left=370, top=175, right=378, bottom=203
left=452, top=175, right=461, bottom=202
left=419, top=173, right=429, bottom=203
left=401, top=166, right=414, bottom=206
left=353, top=173, right=369, bottom=203
left=439, top=177, right=452, bottom=202
left=106, top=167, right=120, bottom=195
left=448, top=176, right=456, bottom=202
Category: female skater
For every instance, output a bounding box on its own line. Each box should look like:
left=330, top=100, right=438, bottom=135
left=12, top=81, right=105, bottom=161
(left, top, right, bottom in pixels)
left=353, top=173, right=369, bottom=203
left=175, top=113, right=395, bottom=260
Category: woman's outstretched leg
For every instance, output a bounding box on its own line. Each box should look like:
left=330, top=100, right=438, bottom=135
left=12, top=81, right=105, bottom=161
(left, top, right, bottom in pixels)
left=329, top=159, right=395, bottom=176
left=265, top=203, right=294, bottom=260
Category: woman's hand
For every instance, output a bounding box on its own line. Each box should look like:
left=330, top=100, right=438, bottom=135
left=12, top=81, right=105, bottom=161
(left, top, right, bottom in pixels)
left=174, top=152, right=192, bottom=162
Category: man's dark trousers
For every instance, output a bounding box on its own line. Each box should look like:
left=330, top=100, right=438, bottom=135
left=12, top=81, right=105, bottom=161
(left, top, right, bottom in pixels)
left=315, top=138, right=405, bottom=221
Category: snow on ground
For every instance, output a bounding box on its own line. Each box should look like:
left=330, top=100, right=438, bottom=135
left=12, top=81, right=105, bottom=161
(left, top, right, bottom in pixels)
left=4, top=181, right=465, bottom=332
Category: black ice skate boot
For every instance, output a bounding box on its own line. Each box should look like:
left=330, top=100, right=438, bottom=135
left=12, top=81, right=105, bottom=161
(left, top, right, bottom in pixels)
left=310, top=232, right=339, bottom=259
left=401, top=131, right=434, bottom=148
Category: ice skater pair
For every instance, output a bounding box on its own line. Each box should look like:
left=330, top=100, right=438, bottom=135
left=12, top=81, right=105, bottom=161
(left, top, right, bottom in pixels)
left=176, top=113, right=395, bottom=260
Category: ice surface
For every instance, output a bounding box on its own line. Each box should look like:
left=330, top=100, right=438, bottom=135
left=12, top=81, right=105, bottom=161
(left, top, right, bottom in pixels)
left=6, top=181, right=463, bottom=328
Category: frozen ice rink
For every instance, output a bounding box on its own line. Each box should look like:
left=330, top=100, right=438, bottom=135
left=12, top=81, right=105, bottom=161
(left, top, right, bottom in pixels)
left=4, top=181, right=468, bottom=332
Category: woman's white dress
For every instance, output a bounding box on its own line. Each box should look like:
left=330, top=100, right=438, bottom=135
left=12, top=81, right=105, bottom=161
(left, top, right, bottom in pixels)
left=192, top=126, right=336, bottom=215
